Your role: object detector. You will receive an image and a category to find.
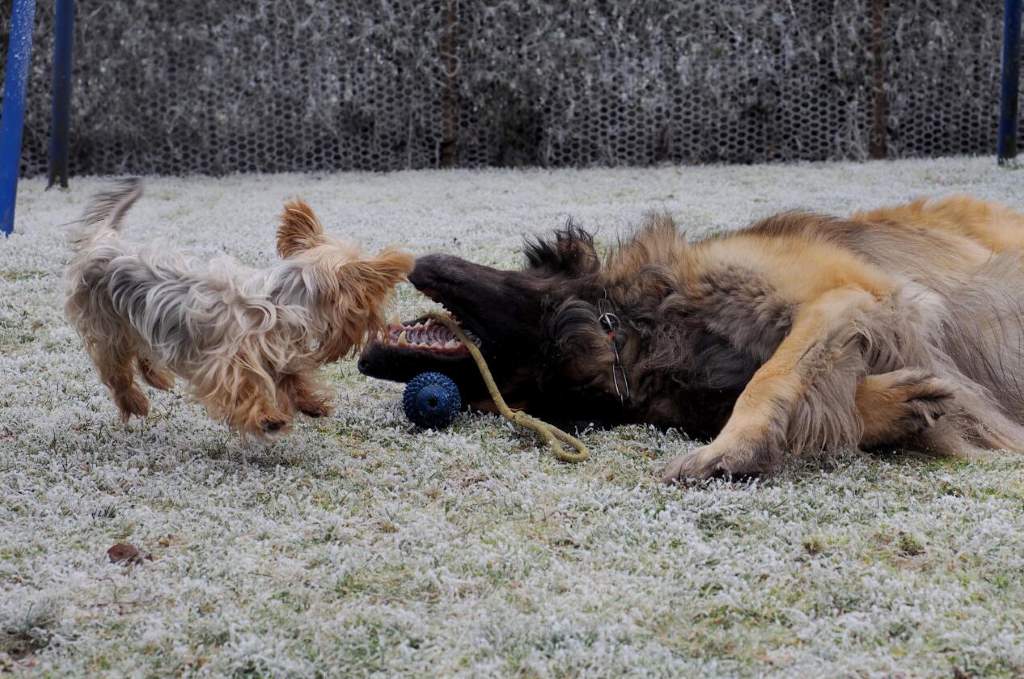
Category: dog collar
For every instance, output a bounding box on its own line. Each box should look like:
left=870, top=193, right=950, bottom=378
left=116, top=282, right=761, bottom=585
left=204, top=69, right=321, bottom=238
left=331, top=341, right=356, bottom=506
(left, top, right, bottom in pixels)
left=597, top=297, right=631, bottom=405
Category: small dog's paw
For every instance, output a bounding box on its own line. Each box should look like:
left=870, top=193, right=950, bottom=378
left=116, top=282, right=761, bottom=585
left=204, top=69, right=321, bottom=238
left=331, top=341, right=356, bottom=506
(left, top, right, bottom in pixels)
left=298, top=400, right=334, bottom=419
left=115, top=386, right=150, bottom=420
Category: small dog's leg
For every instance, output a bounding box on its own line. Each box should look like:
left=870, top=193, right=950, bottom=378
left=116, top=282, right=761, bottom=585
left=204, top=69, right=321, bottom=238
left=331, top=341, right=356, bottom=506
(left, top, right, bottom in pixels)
left=136, top=356, right=175, bottom=391
left=95, top=347, right=149, bottom=421
left=856, top=369, right=955, bottom=448
left=280, top=372, right=334, bottom=419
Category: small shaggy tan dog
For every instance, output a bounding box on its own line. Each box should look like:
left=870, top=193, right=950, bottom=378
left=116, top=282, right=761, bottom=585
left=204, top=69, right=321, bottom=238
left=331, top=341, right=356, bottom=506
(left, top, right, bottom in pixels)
left=65, top=179, right=413, bottom=436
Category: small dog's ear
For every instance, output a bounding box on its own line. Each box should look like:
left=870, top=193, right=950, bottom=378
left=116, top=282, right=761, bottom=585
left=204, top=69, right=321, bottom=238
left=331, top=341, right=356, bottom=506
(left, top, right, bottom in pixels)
left=278, top=199, right=326, bottom=258
left=313, top=249, right=416, bottom=363
left=336, top=249, right=415, bottom=300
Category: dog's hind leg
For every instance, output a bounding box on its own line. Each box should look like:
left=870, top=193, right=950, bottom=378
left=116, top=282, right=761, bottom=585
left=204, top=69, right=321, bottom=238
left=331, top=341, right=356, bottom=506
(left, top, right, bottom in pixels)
left=136, top=356, right=175, bottom=391
left=855, top=196, right=1024, bottom=254
left=94, top=341, right=150, bottom=421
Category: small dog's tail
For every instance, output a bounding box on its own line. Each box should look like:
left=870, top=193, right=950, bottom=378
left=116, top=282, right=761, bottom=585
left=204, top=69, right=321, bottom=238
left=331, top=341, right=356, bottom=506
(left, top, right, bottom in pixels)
left=69, top=178, right=143, bottom=251
left=277, top=199, right=327, bottom=257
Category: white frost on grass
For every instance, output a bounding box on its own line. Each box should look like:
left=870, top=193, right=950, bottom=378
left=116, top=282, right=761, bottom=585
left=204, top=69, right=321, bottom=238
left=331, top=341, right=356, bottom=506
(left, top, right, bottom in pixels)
left=2, top=157, right=1024, bottom=676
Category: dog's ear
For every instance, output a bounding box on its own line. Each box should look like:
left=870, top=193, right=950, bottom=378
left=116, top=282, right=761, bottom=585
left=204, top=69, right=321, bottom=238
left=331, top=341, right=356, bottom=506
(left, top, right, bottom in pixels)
left=278, top=199, right=326, bottom=258
left=313, top=249, right=416, bottom=362
left=335, top=249, right=415, bottom=301
left=525, top=219, right=599, bottom=277
left=549, top=298, right=616, bottom=385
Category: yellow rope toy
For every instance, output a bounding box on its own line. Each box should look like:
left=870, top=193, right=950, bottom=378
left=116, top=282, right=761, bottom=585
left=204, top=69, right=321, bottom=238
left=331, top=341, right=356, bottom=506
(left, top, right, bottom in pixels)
left=427, top=313, right=590, bottom=463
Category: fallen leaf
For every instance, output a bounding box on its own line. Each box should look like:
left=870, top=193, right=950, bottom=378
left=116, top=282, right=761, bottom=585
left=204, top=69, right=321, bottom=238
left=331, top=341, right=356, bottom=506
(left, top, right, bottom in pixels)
left=107, top=543, right=151, bottom=565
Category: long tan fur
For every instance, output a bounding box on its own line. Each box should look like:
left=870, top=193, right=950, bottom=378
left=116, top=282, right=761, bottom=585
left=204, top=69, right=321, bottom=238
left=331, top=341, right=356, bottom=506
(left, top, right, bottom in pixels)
left=65, top=181, right=413, bottom=437
left=366, top=193, right=1024, bottom=481
left=660, top=195, right=1024, bottom=480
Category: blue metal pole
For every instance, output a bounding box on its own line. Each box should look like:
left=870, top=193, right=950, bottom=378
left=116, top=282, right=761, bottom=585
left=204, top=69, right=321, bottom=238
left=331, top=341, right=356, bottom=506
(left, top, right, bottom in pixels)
left=998, top=0, right=1022, bottom=165
left=48, top=0, right=75, bottom=189
left=0, top=0, right=37, bottom=237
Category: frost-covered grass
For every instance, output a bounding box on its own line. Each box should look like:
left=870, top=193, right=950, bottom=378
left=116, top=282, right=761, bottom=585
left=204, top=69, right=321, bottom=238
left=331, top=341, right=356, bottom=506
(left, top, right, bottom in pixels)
left=2, top=157, right=1024, bottom=677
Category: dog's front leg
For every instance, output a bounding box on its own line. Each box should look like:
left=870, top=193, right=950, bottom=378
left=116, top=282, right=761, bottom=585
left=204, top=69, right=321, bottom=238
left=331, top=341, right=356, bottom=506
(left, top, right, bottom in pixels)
left=662, top=287, right=880, bottom=482
left=279, top=371, right=334, bottom=419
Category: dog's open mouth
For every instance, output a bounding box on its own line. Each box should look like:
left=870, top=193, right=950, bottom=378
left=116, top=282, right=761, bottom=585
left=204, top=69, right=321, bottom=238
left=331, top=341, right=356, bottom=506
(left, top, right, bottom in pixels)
left=358, top=253, right=502, bottom=399
left=359, top=311, right=488, bottom=398
left=380, top=315, right=481, bottom=357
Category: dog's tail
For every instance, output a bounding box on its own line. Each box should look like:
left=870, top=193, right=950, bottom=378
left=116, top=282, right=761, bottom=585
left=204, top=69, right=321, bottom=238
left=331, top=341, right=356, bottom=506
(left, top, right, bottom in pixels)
left=277, top=199, right=327, bottom=258
left=69, top=178, right=143, bottom=251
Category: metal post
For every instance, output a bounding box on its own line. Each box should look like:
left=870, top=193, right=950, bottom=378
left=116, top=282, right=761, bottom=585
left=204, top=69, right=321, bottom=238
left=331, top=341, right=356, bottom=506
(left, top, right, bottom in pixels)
left=0, top=0, right=37, bottom=236
left=998, top=0, right=1022, bottom=165
left=48, top=0, right=75, bottom=189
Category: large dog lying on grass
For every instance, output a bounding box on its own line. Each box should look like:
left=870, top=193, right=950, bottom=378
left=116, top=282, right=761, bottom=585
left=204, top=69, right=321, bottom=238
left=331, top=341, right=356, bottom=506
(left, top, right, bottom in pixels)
left=359, top=196, right=1024, bottom=481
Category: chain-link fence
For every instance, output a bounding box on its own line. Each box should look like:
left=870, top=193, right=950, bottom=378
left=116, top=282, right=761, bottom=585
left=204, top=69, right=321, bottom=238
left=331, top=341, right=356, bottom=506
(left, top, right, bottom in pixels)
left=1, top=0, right=1016, bottom=176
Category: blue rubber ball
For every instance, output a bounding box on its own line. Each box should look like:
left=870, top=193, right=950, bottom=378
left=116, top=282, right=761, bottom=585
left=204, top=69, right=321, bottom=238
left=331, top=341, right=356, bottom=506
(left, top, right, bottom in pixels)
left=403, top=372, right=462, bottom=429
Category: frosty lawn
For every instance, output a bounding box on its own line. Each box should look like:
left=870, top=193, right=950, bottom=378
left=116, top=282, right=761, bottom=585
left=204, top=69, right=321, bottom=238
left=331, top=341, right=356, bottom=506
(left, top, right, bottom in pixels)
left=2, top=157, right=1024, bottom=676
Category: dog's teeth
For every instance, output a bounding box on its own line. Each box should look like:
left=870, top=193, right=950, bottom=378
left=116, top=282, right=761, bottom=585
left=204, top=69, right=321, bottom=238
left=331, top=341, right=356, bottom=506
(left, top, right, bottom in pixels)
left=398, top=331, right=409, bottom=346
left=444, top=340, right=459, bottom=349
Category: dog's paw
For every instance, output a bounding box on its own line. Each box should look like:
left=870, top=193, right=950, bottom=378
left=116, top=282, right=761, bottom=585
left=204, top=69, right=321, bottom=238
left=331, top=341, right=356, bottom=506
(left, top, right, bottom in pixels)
left=299, top=405, right=332, bottom=418
left=115, top=386, right=150, bottom=420
left=859, top=369, right=957, bottom=447
left=297, top=400, right=334, bottom=419
left=896, top=378, right=953, bottom=433
left=659, top=440, right=770, bottom=483
left=661, top=449, right=719, bottom=483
